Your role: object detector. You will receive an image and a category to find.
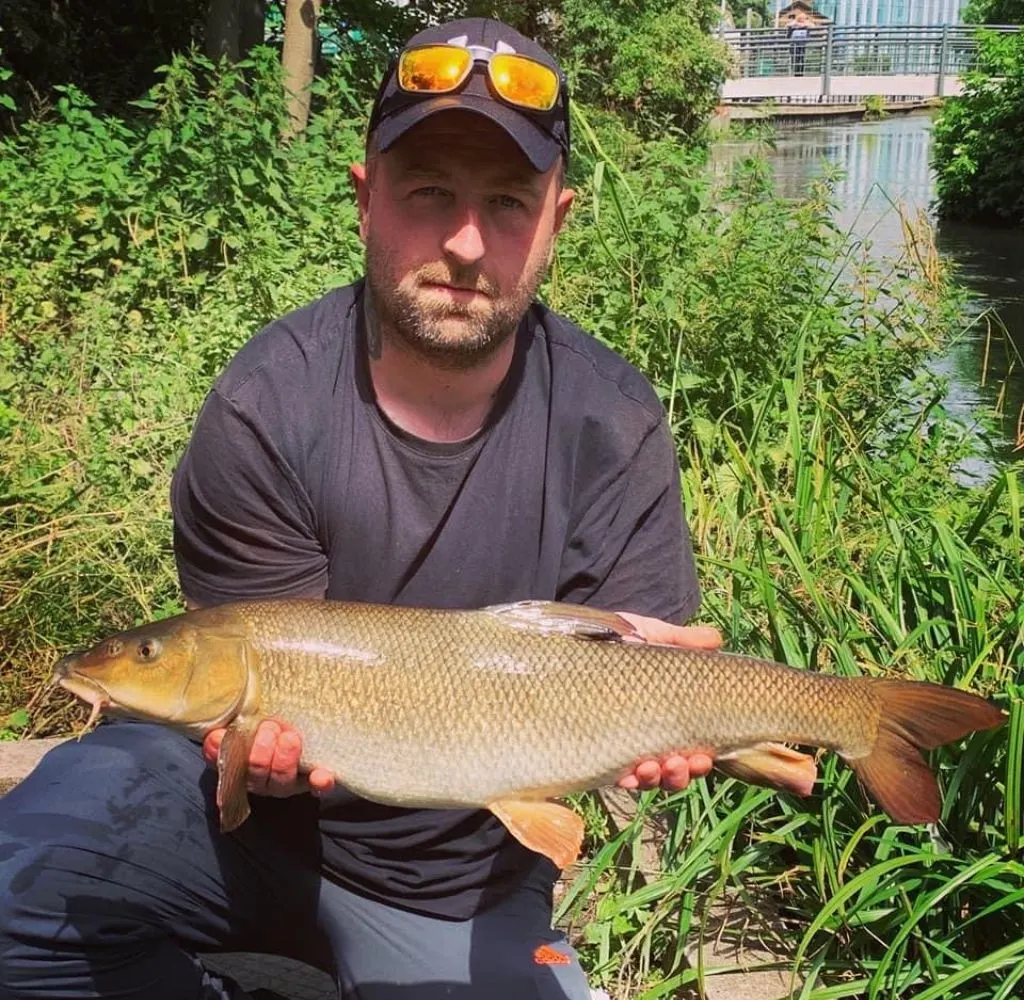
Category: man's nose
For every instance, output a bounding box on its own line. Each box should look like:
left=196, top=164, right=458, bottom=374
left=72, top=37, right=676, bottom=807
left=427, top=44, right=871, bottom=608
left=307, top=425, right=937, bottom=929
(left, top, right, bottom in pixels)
left=442, top=211, right=485, bottom=267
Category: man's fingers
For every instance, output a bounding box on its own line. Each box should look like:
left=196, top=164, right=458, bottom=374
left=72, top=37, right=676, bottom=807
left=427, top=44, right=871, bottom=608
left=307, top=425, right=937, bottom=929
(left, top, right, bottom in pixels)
left=615, top=613, right=723, bottom=650
left=246, top=720, right=282, bottom=793
left=634, top=759, right=662, bottom=789
left=672, top=626, right=724, bottom=650
left=617, top=752, right=717, bottom=793
left=671, top=752, right=713, bottom=778
left=265, top=728, right=304, bottom=795
left=659, top=755, right=691, bottom=791
left=205, top=719, right=317, bottom=798
left=203, top=728, right=224, bottom=765
left=308, top=768, right=336, bottom=797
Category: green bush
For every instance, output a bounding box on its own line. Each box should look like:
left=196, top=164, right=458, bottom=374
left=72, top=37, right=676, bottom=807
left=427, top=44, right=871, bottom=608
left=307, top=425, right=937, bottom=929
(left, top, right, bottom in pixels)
left=0, top=49, right=366, bottom=719
left=552, top=0, right=729, bottom=138
left=932, top=29, right=1024, bottom=225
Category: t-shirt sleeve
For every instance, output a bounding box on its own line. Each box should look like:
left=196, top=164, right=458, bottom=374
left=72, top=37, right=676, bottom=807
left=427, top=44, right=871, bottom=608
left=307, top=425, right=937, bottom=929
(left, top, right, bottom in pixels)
left=558, top=416, right=700, bottom=625
left=170, top=388, right=328, bottom=607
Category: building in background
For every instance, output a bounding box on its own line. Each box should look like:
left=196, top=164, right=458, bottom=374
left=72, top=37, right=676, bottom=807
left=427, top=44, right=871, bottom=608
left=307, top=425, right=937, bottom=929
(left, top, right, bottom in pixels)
left=809, top=0, right=969, bottom=24
left=777, top=0, right=833, bottom=26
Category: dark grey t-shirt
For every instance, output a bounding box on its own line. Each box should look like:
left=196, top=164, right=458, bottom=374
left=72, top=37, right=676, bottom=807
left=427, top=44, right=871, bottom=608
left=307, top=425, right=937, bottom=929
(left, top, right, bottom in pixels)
left=170, top=280, right=700, bottom=919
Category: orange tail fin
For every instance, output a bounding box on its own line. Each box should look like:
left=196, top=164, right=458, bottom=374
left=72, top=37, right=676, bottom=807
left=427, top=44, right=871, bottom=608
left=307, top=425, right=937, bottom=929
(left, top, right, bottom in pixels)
left=849, top=680, right=1005, bottom=824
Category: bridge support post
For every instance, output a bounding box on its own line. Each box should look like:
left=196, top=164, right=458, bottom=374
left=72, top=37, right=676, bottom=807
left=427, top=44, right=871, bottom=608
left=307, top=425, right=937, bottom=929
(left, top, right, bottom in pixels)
left=937, top=24, right=949, bottom=97
left=822, top=25, right=834, bottom=100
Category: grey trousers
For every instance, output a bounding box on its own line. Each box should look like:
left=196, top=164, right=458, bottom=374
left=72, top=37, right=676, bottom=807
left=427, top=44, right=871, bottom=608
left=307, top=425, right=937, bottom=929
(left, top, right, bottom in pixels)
left=0, top=722, right=592, bottom=1000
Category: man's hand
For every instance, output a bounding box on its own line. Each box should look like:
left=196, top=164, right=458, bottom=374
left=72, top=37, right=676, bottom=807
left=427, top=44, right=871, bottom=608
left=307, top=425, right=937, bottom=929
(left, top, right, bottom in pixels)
left=203, top=720, right=336, bottom=798
left=614, top=612, right=724, bottom=793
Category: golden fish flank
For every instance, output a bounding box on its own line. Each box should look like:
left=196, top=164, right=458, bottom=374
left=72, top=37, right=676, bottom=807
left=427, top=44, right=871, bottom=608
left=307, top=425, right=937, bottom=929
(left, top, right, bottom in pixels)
left=53, top=598, right=1006, bottom=870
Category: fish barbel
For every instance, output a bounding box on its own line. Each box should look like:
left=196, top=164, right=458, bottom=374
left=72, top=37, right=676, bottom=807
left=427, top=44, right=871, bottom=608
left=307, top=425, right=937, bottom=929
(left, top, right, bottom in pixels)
left=53, top=599, right=1005, bottom=869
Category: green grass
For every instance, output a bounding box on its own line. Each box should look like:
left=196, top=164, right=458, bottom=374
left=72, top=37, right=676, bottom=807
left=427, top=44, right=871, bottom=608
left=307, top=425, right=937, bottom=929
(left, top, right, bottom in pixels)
left=0, top=52, right=1021, bottom=1000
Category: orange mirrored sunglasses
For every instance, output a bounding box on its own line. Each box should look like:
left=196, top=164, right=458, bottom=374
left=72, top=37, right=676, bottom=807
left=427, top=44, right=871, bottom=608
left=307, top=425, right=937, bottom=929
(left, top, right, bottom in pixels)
left=397, top=44, right=561, bottom=113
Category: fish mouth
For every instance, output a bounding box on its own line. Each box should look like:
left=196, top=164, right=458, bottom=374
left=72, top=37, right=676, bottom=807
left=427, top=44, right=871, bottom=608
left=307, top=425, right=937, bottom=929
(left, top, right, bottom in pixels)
left=53, top=658, right=113, bottom=729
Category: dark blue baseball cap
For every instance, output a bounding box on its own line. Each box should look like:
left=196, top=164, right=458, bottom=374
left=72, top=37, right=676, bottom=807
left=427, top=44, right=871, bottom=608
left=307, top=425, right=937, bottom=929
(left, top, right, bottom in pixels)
left=367, top=17, right=570, bottom=172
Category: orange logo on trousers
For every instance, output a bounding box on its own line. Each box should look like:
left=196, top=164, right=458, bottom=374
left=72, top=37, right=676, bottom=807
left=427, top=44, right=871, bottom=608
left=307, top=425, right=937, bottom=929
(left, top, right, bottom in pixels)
left=533, top=943, right=571, bottom=966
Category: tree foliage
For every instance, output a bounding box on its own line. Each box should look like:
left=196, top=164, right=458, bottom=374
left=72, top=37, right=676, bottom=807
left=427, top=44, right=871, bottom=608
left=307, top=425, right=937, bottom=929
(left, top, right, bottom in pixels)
left=933, top=29, right=1024, bottom=225
left=2, top=0, right=728, bottom=141
left=0, top=0, right=207, bottom=113
left=963, top=0, right=1024, bottom=23
left=550, top=0, right=728, bottom=136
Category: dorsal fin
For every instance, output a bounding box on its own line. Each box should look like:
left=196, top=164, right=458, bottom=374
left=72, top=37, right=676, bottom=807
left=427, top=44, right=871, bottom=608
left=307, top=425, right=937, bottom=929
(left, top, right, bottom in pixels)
left=480, top=601, right=639, bottom=641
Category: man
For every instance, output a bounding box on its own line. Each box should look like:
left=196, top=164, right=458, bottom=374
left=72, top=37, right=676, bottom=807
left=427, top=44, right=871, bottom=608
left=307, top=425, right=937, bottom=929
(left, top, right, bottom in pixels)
left=0, top=17, right=729, bottom=1000
left=787, top=9, right=811, bottom=77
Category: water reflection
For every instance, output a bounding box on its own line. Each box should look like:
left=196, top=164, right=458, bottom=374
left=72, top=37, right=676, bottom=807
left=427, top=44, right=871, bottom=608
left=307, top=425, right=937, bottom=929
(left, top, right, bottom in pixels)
left=712, top=114, right=1024, bottom=463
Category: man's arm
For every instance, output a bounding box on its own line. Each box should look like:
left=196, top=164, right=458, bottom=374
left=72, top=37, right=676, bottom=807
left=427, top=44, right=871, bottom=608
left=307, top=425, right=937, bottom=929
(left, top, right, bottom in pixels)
left=558, top=415, right=699, bottom=624
left=172, top=388, right=329, bottom=607
left=173, top=388, right=336, bottom=797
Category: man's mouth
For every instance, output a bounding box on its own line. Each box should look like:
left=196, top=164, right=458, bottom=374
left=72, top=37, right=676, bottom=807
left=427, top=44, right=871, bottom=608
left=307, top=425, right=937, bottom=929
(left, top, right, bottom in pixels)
left=421, top=281, right=490, bottom=301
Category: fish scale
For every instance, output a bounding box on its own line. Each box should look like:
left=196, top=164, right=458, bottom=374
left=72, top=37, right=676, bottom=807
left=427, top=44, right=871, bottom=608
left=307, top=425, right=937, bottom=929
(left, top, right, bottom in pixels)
left=237, top=601, right=887, bottom=805
left=54, top=596, right=1006, bottom=868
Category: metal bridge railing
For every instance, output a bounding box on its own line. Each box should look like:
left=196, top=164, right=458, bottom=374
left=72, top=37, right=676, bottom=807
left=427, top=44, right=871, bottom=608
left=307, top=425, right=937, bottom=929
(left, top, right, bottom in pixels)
left=721, top=24, right=1019, bottom=81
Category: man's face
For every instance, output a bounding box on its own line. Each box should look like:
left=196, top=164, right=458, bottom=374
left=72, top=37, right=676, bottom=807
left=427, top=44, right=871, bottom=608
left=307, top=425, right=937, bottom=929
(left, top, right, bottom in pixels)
left=351, top=111, right=574, bottom=368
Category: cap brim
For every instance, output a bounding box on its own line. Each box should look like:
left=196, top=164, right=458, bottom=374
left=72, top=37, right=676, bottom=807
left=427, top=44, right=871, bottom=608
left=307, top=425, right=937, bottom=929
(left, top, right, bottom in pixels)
left=373, top=95, right=562, bottom=173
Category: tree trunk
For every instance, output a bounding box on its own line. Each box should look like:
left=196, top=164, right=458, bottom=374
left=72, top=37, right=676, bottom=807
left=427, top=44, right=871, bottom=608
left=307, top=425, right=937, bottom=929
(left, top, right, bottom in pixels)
left=205, top=0, right=265, bottom=62
left=205, top=0, right=240, bottom=61
left=239, top=0, right=267, bottom=57
left=280, top=0, right=321, bottom=137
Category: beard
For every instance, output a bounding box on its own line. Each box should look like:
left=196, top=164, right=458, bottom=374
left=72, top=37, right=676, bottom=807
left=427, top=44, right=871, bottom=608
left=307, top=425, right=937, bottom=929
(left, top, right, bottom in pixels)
left=365, top=237, right=551, bottom=371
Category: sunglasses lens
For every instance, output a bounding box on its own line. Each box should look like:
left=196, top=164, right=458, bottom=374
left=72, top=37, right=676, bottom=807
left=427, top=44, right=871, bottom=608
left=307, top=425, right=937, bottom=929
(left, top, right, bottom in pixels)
left=490, top=54, right=559, bottom=111
left=399, top=46, right=472, bottom=93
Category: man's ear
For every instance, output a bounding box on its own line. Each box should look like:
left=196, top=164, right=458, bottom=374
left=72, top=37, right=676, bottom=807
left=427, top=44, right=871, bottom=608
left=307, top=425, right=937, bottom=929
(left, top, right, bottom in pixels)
left=350, top=162, right=370, bottom=243
left=552, top=187, right=575, bottom=237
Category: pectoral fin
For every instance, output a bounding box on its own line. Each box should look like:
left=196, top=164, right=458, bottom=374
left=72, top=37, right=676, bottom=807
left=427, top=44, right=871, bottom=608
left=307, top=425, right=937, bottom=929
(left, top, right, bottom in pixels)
left=216, top=716, right=261, bottom=833
left=489, top=799, right=585, bottom=870
left=716, top=742, right=817, bottom=796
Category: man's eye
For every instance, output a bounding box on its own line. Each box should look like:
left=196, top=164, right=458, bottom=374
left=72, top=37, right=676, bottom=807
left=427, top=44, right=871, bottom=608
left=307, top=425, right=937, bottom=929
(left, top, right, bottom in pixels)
left=412, top=186, right=450, bottom=199
left=494, top=194, right=525, bottom=211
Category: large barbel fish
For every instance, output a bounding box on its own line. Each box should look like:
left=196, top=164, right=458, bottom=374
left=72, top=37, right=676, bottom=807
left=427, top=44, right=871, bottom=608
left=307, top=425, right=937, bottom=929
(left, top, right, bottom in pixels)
left=53, top=599, right=1004, bottom=868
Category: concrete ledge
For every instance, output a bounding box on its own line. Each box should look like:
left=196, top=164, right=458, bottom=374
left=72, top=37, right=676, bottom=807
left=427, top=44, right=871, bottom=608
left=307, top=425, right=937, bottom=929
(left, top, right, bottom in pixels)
left=0, top=736, right=69, bottom=795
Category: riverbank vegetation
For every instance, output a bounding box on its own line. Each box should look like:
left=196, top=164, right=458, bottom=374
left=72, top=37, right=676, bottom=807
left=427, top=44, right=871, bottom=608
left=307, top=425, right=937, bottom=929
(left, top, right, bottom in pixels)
left=933, top=5, right=1024, bottom=225
left=1, top=14, right=1022, bottom=1000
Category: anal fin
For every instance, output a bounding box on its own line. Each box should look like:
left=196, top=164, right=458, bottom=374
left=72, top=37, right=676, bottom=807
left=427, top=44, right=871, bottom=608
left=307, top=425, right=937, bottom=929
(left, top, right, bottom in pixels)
left=716, top=742, right=817, bottom=796
left=216, top=716, right=261, bottom=833
left=489, top=798, right=585, bottom=870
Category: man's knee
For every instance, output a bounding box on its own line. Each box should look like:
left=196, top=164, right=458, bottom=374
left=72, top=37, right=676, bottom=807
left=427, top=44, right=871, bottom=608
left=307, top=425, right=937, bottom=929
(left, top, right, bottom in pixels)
left=0, top=838, right=149, bottom=995
left=0, top=839, right=238, bottom=999
left=0, top=721, right=217, bottom=945
left=0, top=726, right=228, bottom=997
left=0, top=721, right=211, bottom=832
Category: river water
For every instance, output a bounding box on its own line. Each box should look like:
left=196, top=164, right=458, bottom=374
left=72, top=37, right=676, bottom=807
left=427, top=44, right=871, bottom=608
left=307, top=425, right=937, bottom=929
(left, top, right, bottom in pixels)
left=712, top=113, right=1024, bottom=467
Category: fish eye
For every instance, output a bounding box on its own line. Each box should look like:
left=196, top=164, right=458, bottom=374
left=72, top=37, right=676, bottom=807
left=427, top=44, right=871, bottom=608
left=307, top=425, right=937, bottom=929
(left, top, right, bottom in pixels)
left=105, top=639, right=123, bottom=657
left=136, top=638, right=162, bottom=663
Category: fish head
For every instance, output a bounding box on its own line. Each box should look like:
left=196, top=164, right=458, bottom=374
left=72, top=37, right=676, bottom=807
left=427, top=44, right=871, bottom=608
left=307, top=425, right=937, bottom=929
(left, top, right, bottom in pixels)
left=54, top=610, right=253, bottom=737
